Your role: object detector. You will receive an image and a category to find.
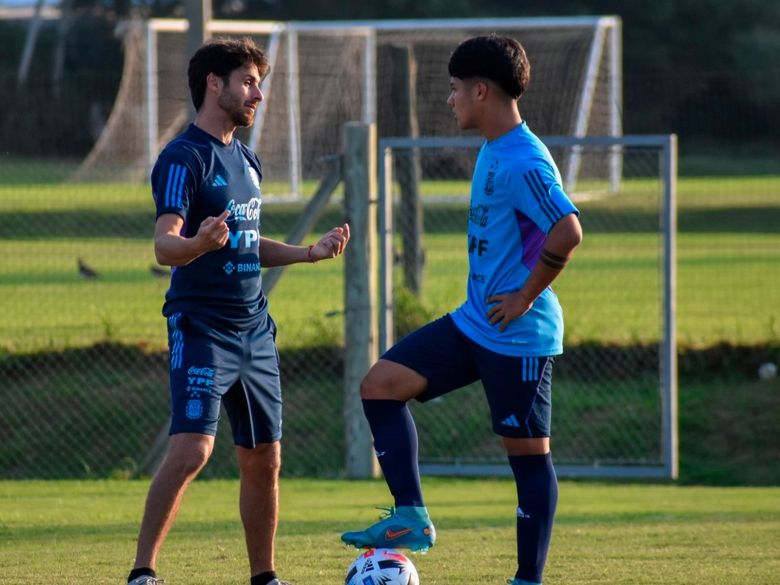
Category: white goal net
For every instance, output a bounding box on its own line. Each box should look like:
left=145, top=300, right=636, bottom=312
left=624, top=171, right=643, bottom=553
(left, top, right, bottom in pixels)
left=74, top=17, right=622, bottom=196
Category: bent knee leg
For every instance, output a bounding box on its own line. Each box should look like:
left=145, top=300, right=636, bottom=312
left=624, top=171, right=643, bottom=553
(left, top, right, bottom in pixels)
left=360, top=369, right=391, bottom=400
left=360, top=359, right=427, bottom=401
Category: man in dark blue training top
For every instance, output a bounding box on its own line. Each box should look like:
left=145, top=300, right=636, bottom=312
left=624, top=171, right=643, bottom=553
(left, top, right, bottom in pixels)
left=340, top=35, right=582, bottom=585
left=127, top=39, right=350, bottom=585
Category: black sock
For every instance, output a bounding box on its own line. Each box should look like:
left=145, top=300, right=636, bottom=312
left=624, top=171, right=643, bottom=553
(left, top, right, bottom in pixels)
left=508, top=452, right=558, bottom=584
left=362, top=399, right=424, bottom=507
left=250, top=570, right=278, bottom=585
left=128, top=568, right=156, bottom=582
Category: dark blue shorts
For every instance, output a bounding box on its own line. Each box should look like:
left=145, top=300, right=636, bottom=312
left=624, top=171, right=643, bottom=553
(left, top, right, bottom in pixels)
left=166, top=312, right=282, bottom=447
left=382, top=314, right=554, bottom=438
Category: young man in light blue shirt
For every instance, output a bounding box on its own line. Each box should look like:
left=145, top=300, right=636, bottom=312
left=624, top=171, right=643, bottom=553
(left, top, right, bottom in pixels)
left=341, top=35, right=582, bottom=585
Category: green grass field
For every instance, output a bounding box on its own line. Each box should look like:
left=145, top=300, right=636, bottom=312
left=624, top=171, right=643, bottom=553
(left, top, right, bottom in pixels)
left=1, top=176, right=779, bottom=351
left=0, top=478, right=778, bottom=584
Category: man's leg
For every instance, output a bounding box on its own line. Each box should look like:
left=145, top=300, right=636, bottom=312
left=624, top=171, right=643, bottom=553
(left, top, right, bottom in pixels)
left=340, top=360, right=434, bottom=551
left=479, top=352, right=558, bottom=585
left=504, top=437, right=558, bottom=585
left=132, top=433, right=215, bottom=573
left=342, top=316, right=478, bottom=551
left=236, top=441, right=281, bottom=579
left=361, top=359, right=428, bottom=506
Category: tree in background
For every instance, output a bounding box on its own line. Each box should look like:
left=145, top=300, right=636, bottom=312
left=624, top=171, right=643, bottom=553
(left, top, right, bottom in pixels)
left=2, top=0, right=778, bottom=166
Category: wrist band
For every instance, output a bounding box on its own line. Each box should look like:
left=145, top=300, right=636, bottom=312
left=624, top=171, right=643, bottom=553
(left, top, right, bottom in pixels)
left=307, top=244, right=318, bottom=263
left=540, top=248, right=567, bottom=270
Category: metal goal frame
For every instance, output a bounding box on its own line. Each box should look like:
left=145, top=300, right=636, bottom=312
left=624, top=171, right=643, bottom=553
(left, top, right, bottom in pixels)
left=377, top=134, right=678, bottom=479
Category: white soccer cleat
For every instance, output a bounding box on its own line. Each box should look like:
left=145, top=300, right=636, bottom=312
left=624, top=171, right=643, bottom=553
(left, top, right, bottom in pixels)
left=128, top=577, right=165, bottom=585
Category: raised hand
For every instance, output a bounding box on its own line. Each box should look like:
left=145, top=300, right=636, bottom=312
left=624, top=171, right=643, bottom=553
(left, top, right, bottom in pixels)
left=310, top=223, right=351, bottom=261
left=195, top=209, right=231, bottom=252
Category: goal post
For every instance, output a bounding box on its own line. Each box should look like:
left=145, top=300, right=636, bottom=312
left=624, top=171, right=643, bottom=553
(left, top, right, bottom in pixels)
left=376, top=134, right=678, bottom=479
left=74, top=16, right=622, bottom=195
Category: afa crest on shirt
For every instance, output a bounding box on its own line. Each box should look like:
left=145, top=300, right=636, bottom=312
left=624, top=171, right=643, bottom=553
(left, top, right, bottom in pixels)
left=469, top=204, right=489, bottom=226
left=484, top=159, right=499, bottom=196
left=185, top=399, right=204, bottom=420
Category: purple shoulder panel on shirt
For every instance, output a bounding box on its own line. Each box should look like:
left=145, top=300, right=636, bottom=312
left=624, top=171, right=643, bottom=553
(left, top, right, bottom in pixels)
left=514, top=209, right=545, bottom=271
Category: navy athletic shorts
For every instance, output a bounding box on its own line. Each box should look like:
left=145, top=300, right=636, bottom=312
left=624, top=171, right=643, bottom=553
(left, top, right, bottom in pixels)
left=382, top=314, right=555, bottom=438
left=166, top=312, right=282, bottom=447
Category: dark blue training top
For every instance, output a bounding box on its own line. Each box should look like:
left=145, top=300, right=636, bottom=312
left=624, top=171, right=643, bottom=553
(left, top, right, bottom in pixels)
left=151, top=124, right=267, bottom=330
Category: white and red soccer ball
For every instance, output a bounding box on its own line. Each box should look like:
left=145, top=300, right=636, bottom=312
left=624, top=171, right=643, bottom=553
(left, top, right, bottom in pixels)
left=345, top=548, right=419, bottom=585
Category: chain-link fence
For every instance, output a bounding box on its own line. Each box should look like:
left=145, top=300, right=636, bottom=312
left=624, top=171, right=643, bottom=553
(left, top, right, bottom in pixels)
left=0, top=170, right=351, bottom=477
left=1, top=129, right=779, bottom=479
left=2, top=10, right=780, bottom=479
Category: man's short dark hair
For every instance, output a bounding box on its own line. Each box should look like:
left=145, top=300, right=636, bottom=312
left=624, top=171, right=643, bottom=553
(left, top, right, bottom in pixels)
left=188, top=38, right=270, bottom=110
left=448, top=35, right=530, bottom=100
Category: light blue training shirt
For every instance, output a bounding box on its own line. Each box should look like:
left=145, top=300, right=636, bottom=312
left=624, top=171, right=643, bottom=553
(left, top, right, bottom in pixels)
left=449, top=122, right=579, bottom=357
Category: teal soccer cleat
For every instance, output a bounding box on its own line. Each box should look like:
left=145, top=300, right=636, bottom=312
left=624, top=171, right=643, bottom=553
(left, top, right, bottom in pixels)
left=341, top=506, right=436, bottom=552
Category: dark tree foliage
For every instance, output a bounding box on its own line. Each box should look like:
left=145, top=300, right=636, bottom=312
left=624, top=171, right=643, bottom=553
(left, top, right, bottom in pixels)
left=1, top=0, right=778, bottom=160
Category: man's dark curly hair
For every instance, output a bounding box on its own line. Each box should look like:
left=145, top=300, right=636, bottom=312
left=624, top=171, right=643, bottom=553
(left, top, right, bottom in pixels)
left=448, top=35, right=530, bottom=100
left=188, top=38, right=269, bottom=111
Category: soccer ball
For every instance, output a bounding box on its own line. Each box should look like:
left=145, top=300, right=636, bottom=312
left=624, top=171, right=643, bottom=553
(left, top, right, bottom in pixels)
left=345, top=548, right=420, bottom=585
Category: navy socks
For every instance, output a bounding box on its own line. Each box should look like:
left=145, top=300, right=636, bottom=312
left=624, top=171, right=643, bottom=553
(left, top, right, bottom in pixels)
left=362, top=399, right=424, bottom=507
left=508, top=452, right=558, bottom=584
left=127, top=568, right=156, bottom=583
left=250, top=571, right=277, bottom=585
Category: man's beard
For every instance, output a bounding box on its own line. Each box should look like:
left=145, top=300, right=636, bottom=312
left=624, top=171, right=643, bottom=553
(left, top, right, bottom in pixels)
left=218, top=90, right=254, bottom=127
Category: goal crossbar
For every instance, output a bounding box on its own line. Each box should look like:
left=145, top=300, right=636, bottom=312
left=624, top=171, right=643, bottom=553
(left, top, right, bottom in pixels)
left=77, top=16, right=623, bottom=196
